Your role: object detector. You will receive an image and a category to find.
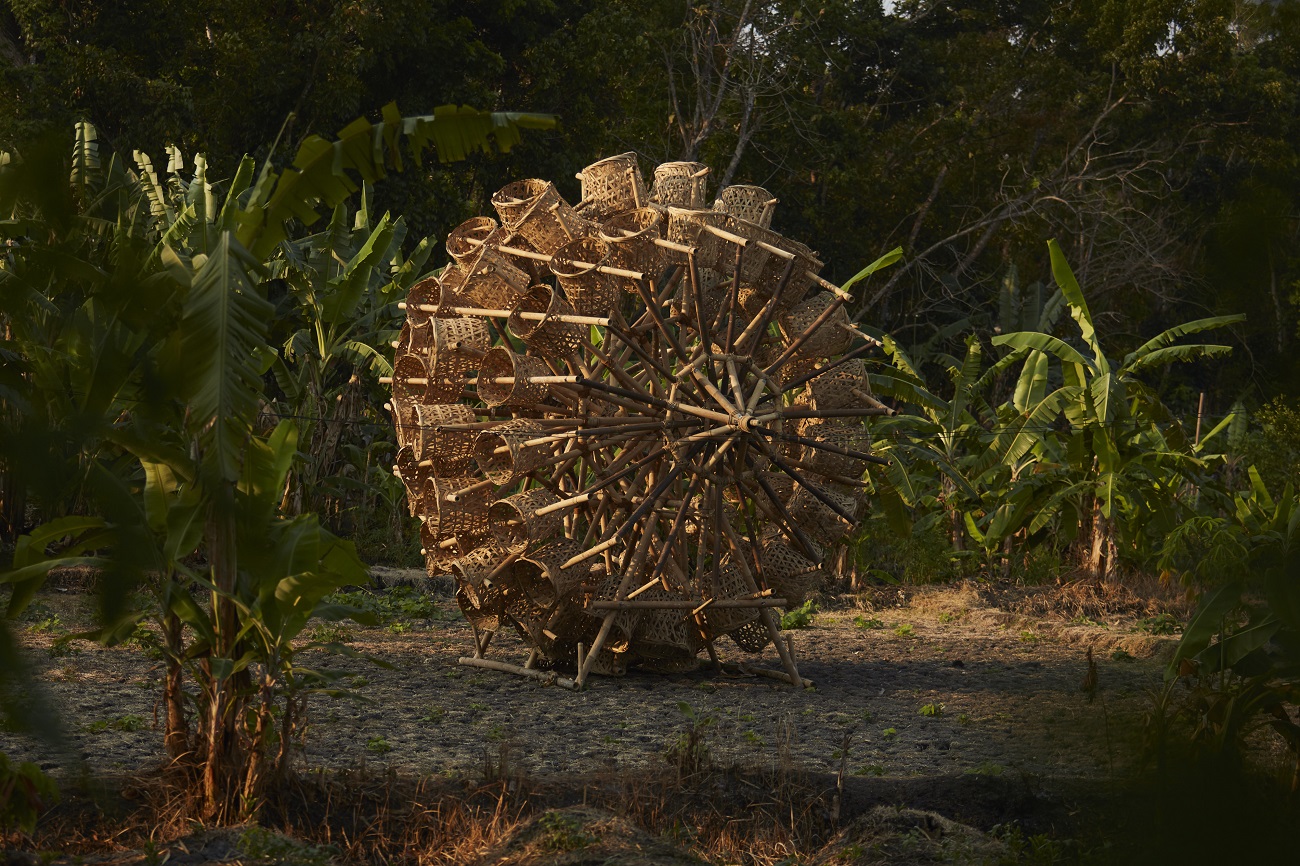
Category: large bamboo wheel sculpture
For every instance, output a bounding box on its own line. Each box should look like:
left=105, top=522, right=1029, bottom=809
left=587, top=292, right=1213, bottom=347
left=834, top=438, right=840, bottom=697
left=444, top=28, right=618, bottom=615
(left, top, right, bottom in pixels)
left=384, top=153, right=889, bottom=688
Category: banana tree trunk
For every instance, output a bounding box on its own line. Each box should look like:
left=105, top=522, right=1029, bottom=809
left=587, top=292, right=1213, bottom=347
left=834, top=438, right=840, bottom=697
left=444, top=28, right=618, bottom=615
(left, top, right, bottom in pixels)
left=163, top=601, right=188, bottom=762
left=203, top=491, right=241, bottom=820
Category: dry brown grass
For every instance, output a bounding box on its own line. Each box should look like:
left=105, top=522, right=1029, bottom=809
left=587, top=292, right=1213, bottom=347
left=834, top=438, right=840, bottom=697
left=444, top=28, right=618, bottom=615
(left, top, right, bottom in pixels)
left=22, top=757, right=838, bottom=865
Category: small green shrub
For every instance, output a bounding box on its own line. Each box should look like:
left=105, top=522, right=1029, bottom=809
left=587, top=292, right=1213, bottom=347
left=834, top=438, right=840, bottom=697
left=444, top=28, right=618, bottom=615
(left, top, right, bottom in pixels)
left=366, top=735, right=392, bottom=753
left=881, top=727, right=898, bottom=740
left=309, top=623, right=355, bottom=644
left=1136, top=613, right=1181, bottom=635
left=780, top=600, right=818, bottom=629
left=538, top=811, right=598, bottom=852
left=853, top=615, right=885, bottom=630
left=918, top=703, right=944, bottom=717
left=86, top=714, right=146, bottom=733
left=893, top=623, right=915, bottom=638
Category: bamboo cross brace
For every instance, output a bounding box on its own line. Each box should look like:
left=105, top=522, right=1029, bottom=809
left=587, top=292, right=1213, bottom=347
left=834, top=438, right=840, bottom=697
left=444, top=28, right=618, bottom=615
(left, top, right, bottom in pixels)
left=462, top=237, right=646, bottom=281
left=779, top=407, right=892, bottom=420
left=397, top=301, right=611, bottom=327
left=686, top=250, right=713, bottom=352
left=588, top=598, right=788, bottom=610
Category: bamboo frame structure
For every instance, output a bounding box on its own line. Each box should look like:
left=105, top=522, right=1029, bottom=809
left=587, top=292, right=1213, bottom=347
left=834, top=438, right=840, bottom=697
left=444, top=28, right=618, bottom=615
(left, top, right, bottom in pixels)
left=389, top=153, right=890, bottom=690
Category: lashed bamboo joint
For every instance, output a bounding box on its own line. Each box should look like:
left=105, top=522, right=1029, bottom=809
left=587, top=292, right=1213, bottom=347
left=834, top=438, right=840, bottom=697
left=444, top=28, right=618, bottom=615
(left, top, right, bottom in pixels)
left=389, top=152, right=889, bottom=689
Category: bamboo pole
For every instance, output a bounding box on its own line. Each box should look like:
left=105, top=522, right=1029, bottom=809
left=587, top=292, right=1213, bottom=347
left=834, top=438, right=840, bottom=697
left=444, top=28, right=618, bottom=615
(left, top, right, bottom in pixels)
left=457, top=657, right=578, bottom=690
left=589, top=598, right=787, bottom=610
left=397, top=301, right=610, bottom=327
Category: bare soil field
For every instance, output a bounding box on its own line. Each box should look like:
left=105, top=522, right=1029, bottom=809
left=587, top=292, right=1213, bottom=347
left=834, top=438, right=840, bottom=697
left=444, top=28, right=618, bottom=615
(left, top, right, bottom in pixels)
left=15, top=573, right=1292, bottom=864
left=4, top=576, right=1177, bottom=784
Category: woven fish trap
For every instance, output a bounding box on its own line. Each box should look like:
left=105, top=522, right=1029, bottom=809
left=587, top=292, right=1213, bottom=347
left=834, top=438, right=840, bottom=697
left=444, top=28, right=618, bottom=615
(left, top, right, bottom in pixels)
left=599, top=207, right=665, bottom=280
left=804, top=357, right=871, bottom=410
left=779, top=292, right=853, bottom=359
left=518, top=538, right=591, bottom=597
left=632, top=587, right=700, bottom=662
left=730, top=219, right=822, bottom=304
left=391, top=353, right=432, bottom=404
left=394, top=446, right=426, bottom=516
left=786, top=483, right=857, bottom=545
left=407, top=274, right=467, bottom=324
left=759, top=538, right=825, bottom=607
left=424, top=317, right=489, bottom=402
left=700, top=561, right=760, bottom=638
left=664, top=207, right=734, bottom=272
left=389, top=398, right=419, bottom=452
left=473, top=418, right=552, bottom=485
left=795, top=417, right=871, bottom=478
left=713, top=184, right=778, bottom=229
left=491, top=178, right=594, bottom=255
left=446, top=216, right=499, bottom=265
left=452, top=539, right=511, bottom=593
left=424, top=475, right=493, bottom=538
left=456, top=582, right=504, bottom=633
left=651, top=161, right=709, bottom=208
left=507, top=284, right=583, bottom=361
left=476, top=346, right=554, bottom=408
left=550, top=236, right=618, bottom=315
left=577, top=152, right=649, bottom=221
left=419, top=519, right=460, bottom=575
left=459, top=244, right=531, bottom=311
left=729, top=619, right=771, bottom=652
left=413, top=403, right=477, bottom=473
left=489, top=487, right=564, bottom=552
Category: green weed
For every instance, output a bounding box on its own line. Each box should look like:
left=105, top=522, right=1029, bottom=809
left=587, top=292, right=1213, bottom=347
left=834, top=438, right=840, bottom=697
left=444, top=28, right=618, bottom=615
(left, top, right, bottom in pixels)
left=780, top=600, right=818, bottom=629
left=853, top=615, right=885, bottom=630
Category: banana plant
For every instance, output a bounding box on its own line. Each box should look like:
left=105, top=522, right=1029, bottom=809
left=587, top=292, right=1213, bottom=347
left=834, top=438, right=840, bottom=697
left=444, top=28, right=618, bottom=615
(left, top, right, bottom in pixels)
left=1, top=106, right=554, bottom=814
left=990, top=240, right=1244, bottom=577
left=269, top=185, right=433, bottom=519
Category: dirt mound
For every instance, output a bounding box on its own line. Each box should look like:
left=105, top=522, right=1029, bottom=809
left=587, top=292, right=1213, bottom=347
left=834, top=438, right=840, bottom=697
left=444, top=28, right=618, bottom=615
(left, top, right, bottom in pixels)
left=810, top=806, right=1007, bottom=865
left=471, top=805, right=703, bottom=865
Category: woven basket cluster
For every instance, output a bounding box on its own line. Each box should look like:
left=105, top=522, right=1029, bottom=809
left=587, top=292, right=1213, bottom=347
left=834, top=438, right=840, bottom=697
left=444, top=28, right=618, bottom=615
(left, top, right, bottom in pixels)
left=388, top=152, right=883, bottom=679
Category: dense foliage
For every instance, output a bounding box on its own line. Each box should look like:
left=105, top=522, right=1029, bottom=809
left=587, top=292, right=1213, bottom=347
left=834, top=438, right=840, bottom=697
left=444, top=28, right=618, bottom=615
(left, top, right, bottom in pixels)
left=4, top=0, right=1297, bottom=399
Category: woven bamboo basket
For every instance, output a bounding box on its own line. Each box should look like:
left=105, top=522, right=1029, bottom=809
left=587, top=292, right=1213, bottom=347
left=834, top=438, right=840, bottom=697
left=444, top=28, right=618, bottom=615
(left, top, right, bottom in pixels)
left=507, top=284, right=584, bottom=362
left=577, top=152, right=649, bottom=221
left=599, top=207, right=665, bottom=281
left=475, top=347, right=555, bottom=408
left=459, top=244, right=531, bottom=311
left=492, top=178, right=595, bottom=255
left=550, top=236, right=619, bottom=315
left=713, top=184, right=778, bottom=228
left=489, top=487, right=564, bottom=552
left=778, top=292, right=853, bottom=359
left=473, top=418, right=553, bottom=484
left=651, top=161, right=709, bottom=208
left=446, top=216, right=499, bottom=265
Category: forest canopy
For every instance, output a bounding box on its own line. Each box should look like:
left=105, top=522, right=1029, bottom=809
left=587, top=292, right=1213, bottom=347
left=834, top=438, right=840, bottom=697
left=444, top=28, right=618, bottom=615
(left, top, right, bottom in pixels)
left=3, top=0, right=1298, bottom=403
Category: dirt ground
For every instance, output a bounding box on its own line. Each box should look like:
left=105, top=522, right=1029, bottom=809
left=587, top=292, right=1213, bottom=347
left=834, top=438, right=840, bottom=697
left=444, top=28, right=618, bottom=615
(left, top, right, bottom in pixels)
left=2, top=574, right=1181, bottom=786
